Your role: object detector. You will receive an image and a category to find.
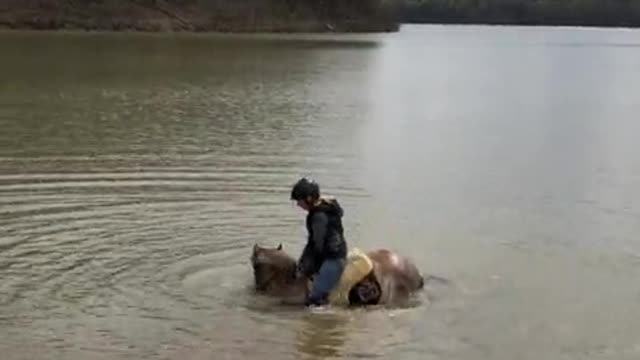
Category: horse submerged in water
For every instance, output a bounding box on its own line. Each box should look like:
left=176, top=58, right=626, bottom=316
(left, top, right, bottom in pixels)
left=250, top=243, right=426, bottom=307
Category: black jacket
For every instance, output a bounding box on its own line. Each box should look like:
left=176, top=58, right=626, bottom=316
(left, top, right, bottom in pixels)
left=297, top=197, right=347, bottom=277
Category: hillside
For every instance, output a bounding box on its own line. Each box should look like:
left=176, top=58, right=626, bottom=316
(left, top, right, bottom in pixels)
left=0, top=0, right=399, bottom=32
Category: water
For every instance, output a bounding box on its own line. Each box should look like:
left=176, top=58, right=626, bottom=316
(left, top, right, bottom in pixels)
left=1, top=25, right=640, bottom=359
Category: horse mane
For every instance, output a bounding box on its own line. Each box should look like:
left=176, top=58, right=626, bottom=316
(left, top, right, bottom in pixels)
left=251, top=244, right=298, bottom=292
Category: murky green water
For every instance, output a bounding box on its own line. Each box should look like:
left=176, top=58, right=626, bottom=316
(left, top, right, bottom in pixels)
left=1, top=25, right=640, bottom=360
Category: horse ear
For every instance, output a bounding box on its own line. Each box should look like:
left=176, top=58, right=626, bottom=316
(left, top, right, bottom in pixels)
left=277, top=243, right=283, bottom=251
left=253, top=243, right=261, bottom=254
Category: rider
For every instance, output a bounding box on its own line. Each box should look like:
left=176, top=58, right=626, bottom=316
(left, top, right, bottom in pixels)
left=290, top=177, right=347, bottom=306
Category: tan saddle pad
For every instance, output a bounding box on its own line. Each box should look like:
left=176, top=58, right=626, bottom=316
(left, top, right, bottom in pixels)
left=328, top=248, right=374, bottom=305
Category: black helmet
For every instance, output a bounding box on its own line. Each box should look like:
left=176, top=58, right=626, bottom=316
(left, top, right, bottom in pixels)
left=290, top=177, right=320, bottom=201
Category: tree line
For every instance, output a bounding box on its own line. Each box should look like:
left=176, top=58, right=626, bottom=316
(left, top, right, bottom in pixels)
left=0, top=0, right=399, bottom=32
left=3, top=0, right=639, bottom=31
left=399, top=0, right=640, bottom=27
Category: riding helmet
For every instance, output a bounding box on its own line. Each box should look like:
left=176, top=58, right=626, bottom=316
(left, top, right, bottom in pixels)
left=290, top=177, right=320, bottom=201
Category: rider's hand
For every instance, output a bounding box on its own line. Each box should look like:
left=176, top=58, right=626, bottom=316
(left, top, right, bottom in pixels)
left=292, top=266, right=302, bottom=280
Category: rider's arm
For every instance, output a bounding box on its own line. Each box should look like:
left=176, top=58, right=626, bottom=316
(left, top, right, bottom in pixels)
left=309, top=212, right=328, bottom=255
left=297, top=212, right=328, bottom=277
left=298, top=242, right=315, bottom=277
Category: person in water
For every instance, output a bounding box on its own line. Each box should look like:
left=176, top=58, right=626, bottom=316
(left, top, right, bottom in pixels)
left=290, top=177, right=347, bottom=306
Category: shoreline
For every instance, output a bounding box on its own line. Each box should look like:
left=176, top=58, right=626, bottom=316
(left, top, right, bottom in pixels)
left=0, top=21, right=399, bottom=34
left=403, top=21, right=640, bottom=30
left=2, top=22, right=639, bottom=35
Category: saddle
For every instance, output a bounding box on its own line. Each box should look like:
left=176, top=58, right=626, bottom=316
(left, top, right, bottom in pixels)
left=328, top=248, right=380, bottom=306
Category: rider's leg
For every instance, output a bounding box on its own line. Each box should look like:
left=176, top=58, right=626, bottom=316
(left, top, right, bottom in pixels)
left=306, top=258, right=345, bottom=306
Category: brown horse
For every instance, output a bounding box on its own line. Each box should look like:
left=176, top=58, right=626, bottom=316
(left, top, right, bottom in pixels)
left=250, top=243, right=426, bottom=307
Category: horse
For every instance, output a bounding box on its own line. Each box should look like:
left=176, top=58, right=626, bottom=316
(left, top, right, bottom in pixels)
left=250, top=243, right=426, bottom=307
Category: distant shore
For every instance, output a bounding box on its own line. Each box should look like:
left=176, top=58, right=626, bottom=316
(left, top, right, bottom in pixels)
left=0, top=17, right=399, bottom=33
left=5, top=0, right=638, bottom=34
left=400, top=0, right=640, bottom=29
left=401, top=20, right=640, bottom=30
left=0, top=0, right=399, bottom=33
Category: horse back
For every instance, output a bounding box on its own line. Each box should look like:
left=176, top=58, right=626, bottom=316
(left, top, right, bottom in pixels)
left=366, top=249, right=424, bottom=291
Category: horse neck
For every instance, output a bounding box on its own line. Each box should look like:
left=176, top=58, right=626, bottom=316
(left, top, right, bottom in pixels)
left=257, top=261, right=307, bottom=296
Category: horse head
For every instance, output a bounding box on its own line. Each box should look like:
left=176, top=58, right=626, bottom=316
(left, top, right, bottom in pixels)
left=251, top=243, right=298, bottom=293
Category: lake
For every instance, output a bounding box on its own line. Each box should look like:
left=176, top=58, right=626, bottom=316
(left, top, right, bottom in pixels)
left=1, top=24, right=640, bottom=360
